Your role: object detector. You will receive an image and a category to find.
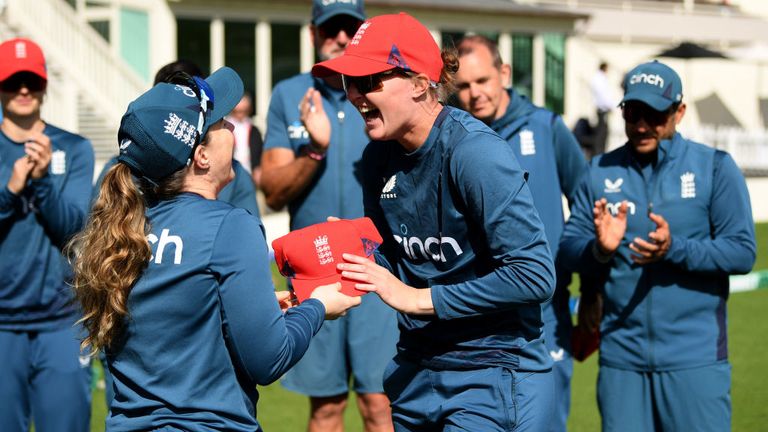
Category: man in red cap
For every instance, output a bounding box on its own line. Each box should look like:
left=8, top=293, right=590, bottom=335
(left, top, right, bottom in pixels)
left=0, top=38, right=95, bottom=432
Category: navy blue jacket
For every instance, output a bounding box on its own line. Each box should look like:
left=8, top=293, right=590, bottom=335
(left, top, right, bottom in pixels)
left=264, top=73, right=367, bottom=229
left=560, top=133, right=756, bottom=370
left=362, top=107, right=555, bottom=372
left=106, top=193, right=324, bottom=431
left=489, top=89, right=586, bottom=328
left=0, top=124, right=94, bottom=330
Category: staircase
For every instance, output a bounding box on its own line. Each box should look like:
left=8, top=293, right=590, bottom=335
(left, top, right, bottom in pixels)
left=78, top=95, right=118, bottom=164
left=1, top=0, right=147, bottom=169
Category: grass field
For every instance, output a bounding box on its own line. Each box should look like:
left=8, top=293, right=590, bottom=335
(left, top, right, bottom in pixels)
left=88, top=222, right=768, bottom=431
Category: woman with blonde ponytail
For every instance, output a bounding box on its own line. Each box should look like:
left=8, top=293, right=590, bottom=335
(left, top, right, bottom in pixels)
left=69, top=67, right=360, bottom=431
left=312, top=13, right=556, bottom=431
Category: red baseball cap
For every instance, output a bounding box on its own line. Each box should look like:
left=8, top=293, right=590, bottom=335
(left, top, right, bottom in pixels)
left=311, top=12, right=442, bottom=82
left=272, top=217, right=383, bottom=303
left=0, top=38, right=47, bottom=82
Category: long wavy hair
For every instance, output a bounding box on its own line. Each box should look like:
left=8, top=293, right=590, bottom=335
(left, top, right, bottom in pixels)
left=68, top=163, right=186, bottom=355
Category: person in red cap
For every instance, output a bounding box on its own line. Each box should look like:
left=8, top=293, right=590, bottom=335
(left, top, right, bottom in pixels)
left=314, top=12, right=557, bottom=431
left=261, top=1, right=398, bottom=431
left=0, top=38, right=95, bottom=432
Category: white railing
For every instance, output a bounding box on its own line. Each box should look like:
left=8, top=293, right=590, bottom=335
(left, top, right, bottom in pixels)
left=690, top=125, right=768, bottom=174
left=3, top=0, right=148, bottom=128
left=607, top=124, right=768, bottom=174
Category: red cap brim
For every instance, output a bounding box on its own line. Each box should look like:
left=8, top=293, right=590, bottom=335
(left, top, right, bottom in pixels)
left=312, top=53, right=395, bottom=78
left=291, top=273, right=367, bottom=303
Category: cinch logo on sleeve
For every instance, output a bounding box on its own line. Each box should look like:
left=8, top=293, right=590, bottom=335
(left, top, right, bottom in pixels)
left=629, top=73, right=664, bottom=88
left=393, top=235, right=463, bottom=263
left=288, top=121, right=309, bottom=140
left=148, top=229, right=184, bottom=264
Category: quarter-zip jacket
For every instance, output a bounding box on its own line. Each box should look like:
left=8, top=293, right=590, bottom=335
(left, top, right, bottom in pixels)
left=363, top=107, right=555, bottom=372
left=560, top=133, right=756, bottom=370
left=489, top=89, right=586, bottom=329
left=264, top=73, right=367, bottom=230
left=0, top=124, right=94, bottom=330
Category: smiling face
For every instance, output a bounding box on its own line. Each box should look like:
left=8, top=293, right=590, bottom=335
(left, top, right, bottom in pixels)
left=345, top=69, right=424, bottom=145
left=454, top=42, right=510, bottom=125
left=0, top=72, right=46, bottom=120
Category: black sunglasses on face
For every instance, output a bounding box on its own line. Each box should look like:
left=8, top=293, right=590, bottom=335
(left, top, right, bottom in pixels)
left=318, top=16, right=363, bottom=39
left=0, top=72, right=47, bottom=93
left=622, top=102, right=675, bottom=126
left=342, top=69, right=412, bottom=95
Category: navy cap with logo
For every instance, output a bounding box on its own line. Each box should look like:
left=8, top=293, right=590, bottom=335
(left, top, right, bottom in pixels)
left=621, top=60, right=683, bottom=111
left=117, top=66, right=243, bottom=183
left=312, top=0, right=365, bottom=26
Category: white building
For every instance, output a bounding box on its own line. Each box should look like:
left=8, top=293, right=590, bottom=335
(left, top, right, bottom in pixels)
left=2, top=0, right=768, bottom=174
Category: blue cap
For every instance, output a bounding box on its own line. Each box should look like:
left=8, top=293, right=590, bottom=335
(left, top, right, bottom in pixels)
left=117, top=67, right=243, bottom=183
left=621, top=60, right=683, bottom=111
left=312, top=0, right=365, bottom=26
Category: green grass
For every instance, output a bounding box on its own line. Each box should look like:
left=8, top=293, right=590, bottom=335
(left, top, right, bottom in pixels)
left=86, top=223, right=768, bottom=431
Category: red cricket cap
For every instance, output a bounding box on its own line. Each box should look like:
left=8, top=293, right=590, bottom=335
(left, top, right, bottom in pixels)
left=272, top=217, right=383, bottom=303
left=0, top=38, right=47, bottom=82
left=311, top=12, right=442, bottom=82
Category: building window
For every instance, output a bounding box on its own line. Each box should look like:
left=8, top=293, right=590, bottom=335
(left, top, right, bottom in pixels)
left=544, top=33, right=565, bottom=114
left=512, top=34, right=533, bottom=99
left=89, top=20, right=110, bottom=42
left=225, top=21, right=256, bottom=108
left=177, top=18, right=211, bottom=76
left=271, top=23, right=301, bottom=87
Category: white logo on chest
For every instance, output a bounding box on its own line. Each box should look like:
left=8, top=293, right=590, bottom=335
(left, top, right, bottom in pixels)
left=381, top=175, right=397, bottom=199
left=520, top=130, right=536, bottom=156
left=681, top=172, right=696, bottom=198
left=51, top=150, right=66, bottom=175
left=604, top=178, right=623, bottom=193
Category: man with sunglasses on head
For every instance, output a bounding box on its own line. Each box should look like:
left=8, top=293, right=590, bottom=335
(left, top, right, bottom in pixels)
left=261, top=1, right=397, bottom=431
left=0, top=38, right=95, bottom=432
left=560, top=60, right=756, bottom=432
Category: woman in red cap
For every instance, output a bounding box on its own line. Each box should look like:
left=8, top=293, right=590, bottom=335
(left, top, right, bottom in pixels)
left=314, top=12, right=557, bottom=431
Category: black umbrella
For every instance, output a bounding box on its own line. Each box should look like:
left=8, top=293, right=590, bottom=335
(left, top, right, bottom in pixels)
left=656, top=42, right=727, bottom=59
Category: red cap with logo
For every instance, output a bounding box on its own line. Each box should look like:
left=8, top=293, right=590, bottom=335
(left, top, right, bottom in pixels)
left=0, top=38, right=47, bottom=82
left=311, top=12, right=442, bottom=82
left=272, top=217, right=383, bottom=303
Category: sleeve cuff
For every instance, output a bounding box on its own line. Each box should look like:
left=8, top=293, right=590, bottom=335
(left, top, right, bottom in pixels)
left=664, top=235, right=686, bottom=266
left=1, top=186, right=22, bottom=209
left=591, top=241, right=614, bottom=264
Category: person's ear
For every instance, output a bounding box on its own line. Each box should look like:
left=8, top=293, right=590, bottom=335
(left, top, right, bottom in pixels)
left=412, top=73, right=431, bottom=99
left=499, top=64, right=512, bottom=88
left=674, top=103, right=686, bottom=125
left=310, top=25, right=319, bottom=49
left=192, top=143, right=210, bottom=170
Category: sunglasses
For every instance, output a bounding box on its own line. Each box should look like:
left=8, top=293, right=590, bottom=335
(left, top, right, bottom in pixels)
left=0, top=72, right=47, bottom=93
left=622, top=102, right=675, bottom=126
left=342, top=69, right=413, bottom=95
left=318, top=15, right=363, bottom=39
